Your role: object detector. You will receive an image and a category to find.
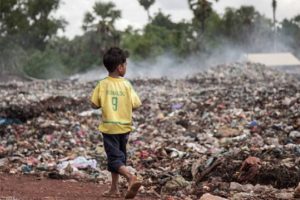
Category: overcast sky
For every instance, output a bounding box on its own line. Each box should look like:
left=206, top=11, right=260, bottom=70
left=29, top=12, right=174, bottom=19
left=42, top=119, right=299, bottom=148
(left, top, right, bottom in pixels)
left=55, top=0, right=300, bottom=39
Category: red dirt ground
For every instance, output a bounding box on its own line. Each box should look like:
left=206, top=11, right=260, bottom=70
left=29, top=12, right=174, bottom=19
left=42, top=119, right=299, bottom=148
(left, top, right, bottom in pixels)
left=0, top=173, right=156, bottom=200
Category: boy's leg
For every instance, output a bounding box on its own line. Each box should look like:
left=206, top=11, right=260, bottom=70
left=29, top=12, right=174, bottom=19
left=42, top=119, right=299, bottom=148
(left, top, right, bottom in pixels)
left=111, top=172, right=120, bottom=192
left=102, top=133, right=141, bottom=198
left=118, top=165, right=138, bottom=186
left=118, top=166, right=142, bottom=199
left=117, top=133, right=142, bottom=199
left=102, top=133, right=122, bottom=197
left=117, top=133, right=134, bottom=182
left=111, top=172, right=119, bottom=190
left=102, top=172, right=120, bottom=197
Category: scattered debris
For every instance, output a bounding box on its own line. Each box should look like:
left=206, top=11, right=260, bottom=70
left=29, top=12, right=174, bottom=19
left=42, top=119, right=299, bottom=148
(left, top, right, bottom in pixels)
left=0, top=62, right=300, bottom=199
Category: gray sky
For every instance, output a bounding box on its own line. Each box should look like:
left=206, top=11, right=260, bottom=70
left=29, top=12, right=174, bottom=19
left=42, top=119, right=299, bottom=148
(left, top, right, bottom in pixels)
left=55, top=0, right=300, bottom=39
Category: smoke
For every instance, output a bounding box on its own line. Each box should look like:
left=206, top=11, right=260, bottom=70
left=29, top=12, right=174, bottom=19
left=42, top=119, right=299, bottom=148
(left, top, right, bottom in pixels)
left=126, top=55, right=206, bottom=79
left=67, top=15, right=300, bottom=82
left=71, top=33, right=297, bottom=82
left=70, top=45, right=247, bottom=82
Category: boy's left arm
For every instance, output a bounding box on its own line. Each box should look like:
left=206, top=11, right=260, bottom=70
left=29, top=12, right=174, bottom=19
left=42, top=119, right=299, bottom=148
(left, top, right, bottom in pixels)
left=91, top=101, right=100, bottom=109
left=131, top=87, right=142, bottom=110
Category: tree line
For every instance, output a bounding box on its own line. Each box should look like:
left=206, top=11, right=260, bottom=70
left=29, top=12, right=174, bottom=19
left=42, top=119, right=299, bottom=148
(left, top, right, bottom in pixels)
left=0, top=0, right=299, bottom=79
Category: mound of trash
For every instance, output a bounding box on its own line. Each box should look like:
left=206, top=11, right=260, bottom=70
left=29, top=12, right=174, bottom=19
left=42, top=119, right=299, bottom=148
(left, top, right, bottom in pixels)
left=0, top=62, right=300, bottom=199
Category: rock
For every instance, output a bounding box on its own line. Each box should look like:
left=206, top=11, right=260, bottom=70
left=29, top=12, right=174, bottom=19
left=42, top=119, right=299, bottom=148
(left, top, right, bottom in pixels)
left=282, top=97, right=293, bottom=106
left=238, top=157, right=261, bottom=182
left=229, top=182, right=243, bottom=192
left=296, top=118, right=300, bottom=128
left=295, top=182, right=300, bottom=198
left=253, top=184, right=271, bottom=193
left=199, top=193, right=228, bottom=200
left=0, top=145, right=7, bottom=157
left=276, top=192, right=294, bottom=199
left=229, top=182, right=254, bottom=192
left=265, top=137, right=279, bottom=146
left=289, top=131, right=300, bottom=139
left=249, top=134, right=264, bottom=147
left=0, top=158, right=9, bottom=168
left=186, top=143, right=207, bottom=153
left=162, top=176, right=190, bottom=192
left=231, top=192, right=256, bottom=200
left=217, top=127, right=240, bottom=138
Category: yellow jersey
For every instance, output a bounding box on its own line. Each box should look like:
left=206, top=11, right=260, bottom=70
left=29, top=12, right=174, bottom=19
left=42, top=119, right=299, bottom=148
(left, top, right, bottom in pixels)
left=91, top=76, right=142, bottom=134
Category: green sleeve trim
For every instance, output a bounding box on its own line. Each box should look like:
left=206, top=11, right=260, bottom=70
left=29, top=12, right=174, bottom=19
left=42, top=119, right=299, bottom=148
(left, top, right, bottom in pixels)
left=98, top=77, right=107, bottom=84
left=103, top=120, right=131, bottom=125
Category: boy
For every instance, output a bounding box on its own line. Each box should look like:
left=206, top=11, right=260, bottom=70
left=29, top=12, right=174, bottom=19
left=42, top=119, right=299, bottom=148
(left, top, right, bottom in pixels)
left=91, top=47, right=142, bottom=199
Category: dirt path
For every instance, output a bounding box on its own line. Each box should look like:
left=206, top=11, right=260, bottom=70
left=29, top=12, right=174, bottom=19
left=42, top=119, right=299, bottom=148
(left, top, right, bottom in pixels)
left=0, top=174, right=156, bottom=200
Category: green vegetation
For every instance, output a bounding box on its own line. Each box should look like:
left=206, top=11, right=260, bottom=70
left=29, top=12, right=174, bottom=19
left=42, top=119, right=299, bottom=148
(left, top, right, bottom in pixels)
left=0, top=0, right=300, bottom=79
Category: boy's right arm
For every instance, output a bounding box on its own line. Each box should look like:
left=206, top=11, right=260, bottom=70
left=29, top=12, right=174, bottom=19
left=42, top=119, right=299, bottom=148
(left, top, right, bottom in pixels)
left=90, top=84, right=101, bottom=109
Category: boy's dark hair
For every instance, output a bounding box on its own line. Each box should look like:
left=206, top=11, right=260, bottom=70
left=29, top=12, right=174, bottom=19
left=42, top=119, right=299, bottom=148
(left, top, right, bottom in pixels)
left=103, top=47, right=129, bottom=73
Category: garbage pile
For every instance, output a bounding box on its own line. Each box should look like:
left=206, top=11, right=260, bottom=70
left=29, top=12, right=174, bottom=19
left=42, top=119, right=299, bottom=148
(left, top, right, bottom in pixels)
left=0, top=62, right=300, bottom=199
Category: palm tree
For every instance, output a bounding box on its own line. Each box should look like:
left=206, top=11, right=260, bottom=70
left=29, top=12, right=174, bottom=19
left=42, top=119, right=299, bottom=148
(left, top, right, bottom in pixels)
left=188, top=0, right=218, bottom=33
left=82, top=1, right=121, bottom=33
left=272, top=0, right=277, bottom=26
left=137, top=0, right=155, bottom=21
left=82, top=1, right=121, bottom=55
left=272, top=0, right=277, bottom=51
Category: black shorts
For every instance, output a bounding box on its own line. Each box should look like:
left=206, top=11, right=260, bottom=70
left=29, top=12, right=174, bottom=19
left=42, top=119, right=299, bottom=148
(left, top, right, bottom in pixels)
left=102, top=132, right=129, bottom=173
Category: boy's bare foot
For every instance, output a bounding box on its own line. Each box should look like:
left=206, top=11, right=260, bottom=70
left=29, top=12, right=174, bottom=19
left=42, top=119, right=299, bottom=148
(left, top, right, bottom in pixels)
left=125, top=176, right=142, bottom=199
left=102, top=190, right=121, bottom=198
